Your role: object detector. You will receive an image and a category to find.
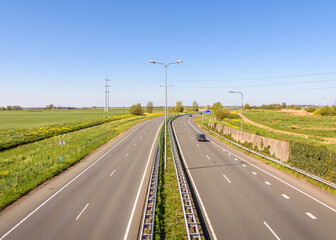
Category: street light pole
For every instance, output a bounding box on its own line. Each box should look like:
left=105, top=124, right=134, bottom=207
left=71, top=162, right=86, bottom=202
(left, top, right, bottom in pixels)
left=150, top=60, right=183, bottom=170
left=229, top=90, right=244, bottom=132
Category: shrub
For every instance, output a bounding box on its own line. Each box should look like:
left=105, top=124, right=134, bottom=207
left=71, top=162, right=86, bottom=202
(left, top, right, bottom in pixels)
left=129, top=103, right=144, bottom=115
left=215, top=109, right=230, bottom=121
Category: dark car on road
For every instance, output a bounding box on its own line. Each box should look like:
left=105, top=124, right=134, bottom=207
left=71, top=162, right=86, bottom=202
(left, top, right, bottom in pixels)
left=197, top=133, right=206, bottom=142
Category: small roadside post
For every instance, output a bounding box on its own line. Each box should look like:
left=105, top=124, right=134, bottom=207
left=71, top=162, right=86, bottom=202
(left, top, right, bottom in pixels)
left=200, top=112, right=203, bottom=126
left=58, top=140, right=65, bottom=161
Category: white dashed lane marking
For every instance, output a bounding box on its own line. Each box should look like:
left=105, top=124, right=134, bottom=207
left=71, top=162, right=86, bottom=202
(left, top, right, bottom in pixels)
left=242, top=164, right=247, bottom=167
left=76, top=203, right=89, bottom=221
left=281, top=194, right=290, bottom=200
left=265, top=181, right=271, bottom=185
left=206, top=155, right=210, bottom=160
left=306, top=212, right=317, bottom=219
left=110, top=169, right=116, bottom=177
left=223, top=174, right=231, bottom=183
left=252, top=172, right=257, bottom=175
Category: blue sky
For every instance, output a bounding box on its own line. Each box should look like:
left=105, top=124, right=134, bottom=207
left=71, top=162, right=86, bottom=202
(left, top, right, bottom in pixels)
left=1, top=0, right=336, bottom=107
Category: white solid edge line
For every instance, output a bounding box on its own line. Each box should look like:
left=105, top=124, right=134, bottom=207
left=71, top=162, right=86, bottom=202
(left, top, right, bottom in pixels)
left=306, top=212, right=317, bottom=219
left=123, top=121, right=163, bottom=240
left=264, top=221, right=281, bottom=240
left=223, top=174, right=231, bottom=183
left=187, top=117, right=336, bottom=214
left=76, top=203, right=89, bottom=220
left=174, top=118, right=218, bottom=240
left=0, top=119, right=155, bottom=240
left=110, top=169, right=116, bottom=177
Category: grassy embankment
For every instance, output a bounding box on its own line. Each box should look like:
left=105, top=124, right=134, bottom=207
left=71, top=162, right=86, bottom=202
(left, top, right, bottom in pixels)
left=244, top=110, right=336, bottom=139
left=155, top=126, right=187, bottom=239
left=0, top=115, right=157, bottom=210
left=200, top=110, right=336, bottom=151
left=195, top=112, right=336, bottom=194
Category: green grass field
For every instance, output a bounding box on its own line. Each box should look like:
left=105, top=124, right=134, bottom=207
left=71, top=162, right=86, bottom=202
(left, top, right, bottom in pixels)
left=196, top=112, right=336, bottom=152
left=0, top=108, right=164, bottom=130
left=244, top=110, right=336, bottom=138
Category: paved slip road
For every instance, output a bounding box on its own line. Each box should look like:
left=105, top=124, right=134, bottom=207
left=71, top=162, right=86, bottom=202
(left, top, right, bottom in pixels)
left=0, top=117, right=163, bottom=240
left=173, top=115, right=336, bottom=240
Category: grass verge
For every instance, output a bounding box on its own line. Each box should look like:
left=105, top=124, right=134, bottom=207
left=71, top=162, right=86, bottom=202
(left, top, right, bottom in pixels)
left=155, top=126, right=188, bottom=239
left=0, top=115, right=156, bottom=211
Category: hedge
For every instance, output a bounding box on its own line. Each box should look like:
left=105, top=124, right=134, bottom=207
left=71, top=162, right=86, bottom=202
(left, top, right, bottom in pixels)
left=289, top=142, right=336, bottom=183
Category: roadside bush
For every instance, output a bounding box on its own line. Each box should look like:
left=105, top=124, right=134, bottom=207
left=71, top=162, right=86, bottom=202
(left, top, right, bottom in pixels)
left=305, top=107, right=316, bottom=113
left=313, top=106, right=336, bottom=116
left=289, top=142, right=336, bottom=183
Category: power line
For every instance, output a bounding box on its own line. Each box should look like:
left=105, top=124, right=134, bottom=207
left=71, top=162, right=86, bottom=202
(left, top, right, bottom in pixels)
left=246, top=86, right=336, bottom=94
left=179, top=71, right=336, bottom=82
left=178, top=78, right=336, bottom=89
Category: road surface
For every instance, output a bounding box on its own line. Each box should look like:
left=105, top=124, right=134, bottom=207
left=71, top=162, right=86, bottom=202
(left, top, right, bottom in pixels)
left=0, top=117, right=163, bottom=240
left=172, top=115, right=336, bottom=240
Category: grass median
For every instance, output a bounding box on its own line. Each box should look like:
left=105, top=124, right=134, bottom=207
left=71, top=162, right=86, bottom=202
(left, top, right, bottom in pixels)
left=155, top=127, right=188, bottom=239
left=0, top=115, right=155, bottom=211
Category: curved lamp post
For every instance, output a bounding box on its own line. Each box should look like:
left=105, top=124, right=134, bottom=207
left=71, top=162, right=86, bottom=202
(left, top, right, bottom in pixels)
left=149, top=60, right=183, bottom=170
left=229, top=90, right=244, bottom=132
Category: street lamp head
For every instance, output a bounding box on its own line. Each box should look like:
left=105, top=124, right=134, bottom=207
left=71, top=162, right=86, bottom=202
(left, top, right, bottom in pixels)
left=149, top=60, right=156, bottom=63
left=177, top=60, right=183, bottom=63
left=228, top=90, right=234, bottom=93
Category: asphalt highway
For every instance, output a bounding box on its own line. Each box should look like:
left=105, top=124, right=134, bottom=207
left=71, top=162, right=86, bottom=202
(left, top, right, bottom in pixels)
left=172, top=115, right=336, bottom=240
left=0, top=117, right=163, bottom=240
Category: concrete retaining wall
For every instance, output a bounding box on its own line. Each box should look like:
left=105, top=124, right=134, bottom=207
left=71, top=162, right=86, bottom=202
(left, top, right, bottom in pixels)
left=213, top=123, right=289, bottom=162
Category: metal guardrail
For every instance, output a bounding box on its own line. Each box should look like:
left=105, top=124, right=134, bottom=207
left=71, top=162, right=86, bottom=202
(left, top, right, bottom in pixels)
left=203, top=125, right=336, bottom=189
left=169, top=117, right=202, bottom=240
left=139, top=127, right=163, bottom=240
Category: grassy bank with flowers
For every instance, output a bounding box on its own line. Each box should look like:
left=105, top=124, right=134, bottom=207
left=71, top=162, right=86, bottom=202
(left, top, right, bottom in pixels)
left=0, top=115, right=157, bottom=210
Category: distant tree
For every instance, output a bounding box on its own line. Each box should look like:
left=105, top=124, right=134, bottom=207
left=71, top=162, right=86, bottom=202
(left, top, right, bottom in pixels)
left=146, top=101, right=153, bottom=113
left=212, top=102, right=222, bottom=112
left=244, top=103, right=251, bottom=110
left=91, top=106, right=97, bottom=109
left=129, top=103, right=144, bottom=115
left=192, top=101, right=199, bottom=111
left=281, top=102, right=287, bottom=109
left=0, top=106, right=4, bottom=111
left=45, top=104, right=54, bottom=110
left=174, top=101, right=184, bottom=112
left=6, top=105, right=11, bottom=111
left=12, top=105, right=22, bottom=110
left=206, top=105, right=211, bottom=110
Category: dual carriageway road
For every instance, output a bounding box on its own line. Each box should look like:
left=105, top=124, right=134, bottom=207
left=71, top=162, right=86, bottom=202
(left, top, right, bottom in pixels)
left=0, top=115, right=336, bottom=239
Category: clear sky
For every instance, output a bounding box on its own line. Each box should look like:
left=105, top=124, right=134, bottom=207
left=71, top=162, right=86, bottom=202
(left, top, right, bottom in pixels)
left=1, top=0, right=336, bottom=108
